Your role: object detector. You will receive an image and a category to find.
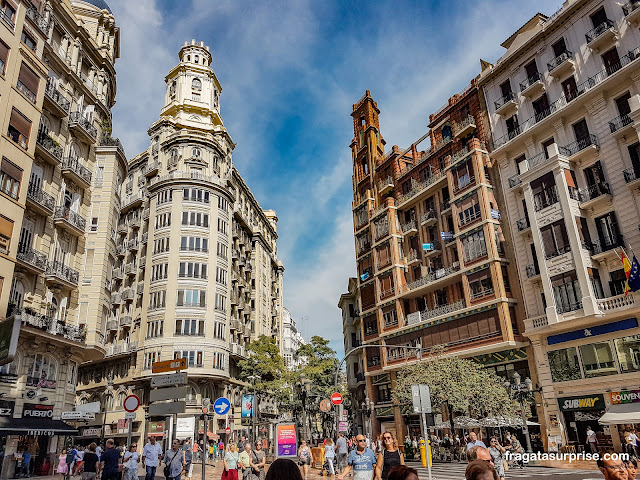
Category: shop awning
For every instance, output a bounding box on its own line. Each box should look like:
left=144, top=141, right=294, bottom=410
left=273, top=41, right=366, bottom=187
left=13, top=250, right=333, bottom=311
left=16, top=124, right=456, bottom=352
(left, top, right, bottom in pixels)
left=0, top=417, right=78, bottom=435
left=599, top=403, right=640, bottom=425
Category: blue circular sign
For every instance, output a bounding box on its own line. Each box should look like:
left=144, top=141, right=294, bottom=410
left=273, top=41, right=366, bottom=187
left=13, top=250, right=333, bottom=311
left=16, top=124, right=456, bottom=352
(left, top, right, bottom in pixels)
left=213, top=397, right=231, bottom=415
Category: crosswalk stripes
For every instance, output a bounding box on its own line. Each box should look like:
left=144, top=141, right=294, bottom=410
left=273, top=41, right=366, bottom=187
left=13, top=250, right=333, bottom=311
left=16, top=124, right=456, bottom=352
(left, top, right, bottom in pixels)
left=409, top=462, right=599, bottom=479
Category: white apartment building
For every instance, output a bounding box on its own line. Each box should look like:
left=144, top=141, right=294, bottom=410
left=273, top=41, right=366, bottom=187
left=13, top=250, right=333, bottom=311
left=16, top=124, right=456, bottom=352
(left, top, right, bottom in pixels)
left=282, top=307, right=306, bottom=370
left=479, top=0, right=640, bottom=452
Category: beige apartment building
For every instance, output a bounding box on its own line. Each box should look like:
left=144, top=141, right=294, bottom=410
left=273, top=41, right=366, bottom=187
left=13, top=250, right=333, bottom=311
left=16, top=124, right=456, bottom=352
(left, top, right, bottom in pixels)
left=0, top=0, right=120, bottom=477
left=480, top=0, right=640, bottom=452
left=75, top=40, right=285, bottom=446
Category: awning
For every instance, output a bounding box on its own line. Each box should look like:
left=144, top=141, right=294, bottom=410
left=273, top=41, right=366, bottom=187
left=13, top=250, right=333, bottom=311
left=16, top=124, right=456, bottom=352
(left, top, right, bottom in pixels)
left=599, top=403, right=640, bottom=425
left=0, top=417, right=78, bottom=435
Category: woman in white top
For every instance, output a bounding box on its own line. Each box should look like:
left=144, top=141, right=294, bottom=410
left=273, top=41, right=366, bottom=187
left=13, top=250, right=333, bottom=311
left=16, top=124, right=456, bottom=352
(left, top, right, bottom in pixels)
left=123, top=444, right=140, bottom=480
left=324, top=439, right=336, bottom=476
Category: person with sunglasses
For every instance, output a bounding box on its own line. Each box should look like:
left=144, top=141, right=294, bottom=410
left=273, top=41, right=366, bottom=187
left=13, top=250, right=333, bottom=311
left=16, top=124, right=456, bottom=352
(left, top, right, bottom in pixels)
left=375, top=433, right=404, bottom=480
left=338, top=436, right=376, bottom=480
left=164, top=440, right=184, bottom=480
left=598, top=456, right=630, bottom=480
left=488, top=437, right=505, bottom=480
left=123, top=444, right=140, bottom=480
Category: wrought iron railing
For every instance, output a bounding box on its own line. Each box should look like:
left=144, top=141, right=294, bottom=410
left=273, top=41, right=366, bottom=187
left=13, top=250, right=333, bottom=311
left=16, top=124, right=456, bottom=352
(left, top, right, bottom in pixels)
left=45, top=79, right=71, bottom=113
left=15, top=307, right=86, bottom=342
left=62, top=156, right=92, bottom=185
left=585, top=19, right=615, bottom=44
left=559, top=134, right=599, bottom=157
left=69, top=112, right=98, bottom=139
left=16, top=248, right=47, bottom=270
left=36, top=132, right=63, bottom=162
left=494, top=91, right=516, bottom=111
left=46, top=260, right=79, bottom=285
left=519, top=71, right=543, bottom=92
left=609, top=114, right=633, bottom=133
left=547, top=50, right=573, bottom=73
left=54, top=206, right=86, bottom=231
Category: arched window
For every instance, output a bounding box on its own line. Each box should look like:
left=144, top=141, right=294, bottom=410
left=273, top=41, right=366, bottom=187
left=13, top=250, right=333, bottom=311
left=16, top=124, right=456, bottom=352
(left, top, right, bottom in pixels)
left=116, top=391, right=126, bottom=409
left=192, top=78, right=201, bottom=91
left=69, top=142, right=81, bottom=161
left=192, top=147, right=201, bottom=158
left=442, top=124, right=453, bottom=141
left=103, top=394, right=113, bottom=411
left=9, top=278, right=24, bottom=309
left=186, top=384, right=198, bottom=403
left=26, top=354, right=57, bottom=389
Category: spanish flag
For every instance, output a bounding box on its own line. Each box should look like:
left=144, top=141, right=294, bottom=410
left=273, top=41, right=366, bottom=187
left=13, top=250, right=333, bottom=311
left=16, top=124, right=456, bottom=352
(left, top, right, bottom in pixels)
left=621, top=249, right=632, bottom=295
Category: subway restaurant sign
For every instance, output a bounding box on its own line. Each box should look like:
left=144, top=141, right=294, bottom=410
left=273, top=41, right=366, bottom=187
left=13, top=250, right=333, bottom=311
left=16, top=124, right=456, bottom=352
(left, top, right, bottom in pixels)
left=558, top=394, right=605, bottom=412
left=611, top=390, right=640, bottom=404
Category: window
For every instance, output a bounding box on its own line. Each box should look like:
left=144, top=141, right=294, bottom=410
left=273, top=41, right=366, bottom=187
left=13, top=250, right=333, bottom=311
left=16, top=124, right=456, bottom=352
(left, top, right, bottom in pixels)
left=551, top=271, right=581, bottom=314
left=176, top=289, right=206, bottom=307
left=90, top=217, right=98, bottom=232
left=174, top=350, right=203, bottom=367
left=218, top=196, right=229, bottom=211
left=0, top=1, right=16, bottom=28
left=505, top=115, right=519, bottom=138
left=175, top=318, right=205, bottom=336
left=192, top=147, right=201, bottom=158
left=181, top=211, right=209, bottom=227
left=580, top=342, right=616, bottom=378
left=468, top=270, right=494, bottom=299
left=614, top=336, right=640, bottom=373
left=183, top=188, right=209, bottom=203
left=0, top=214, right=13, bottom=255
left=7, top=108, right=31, bottom=149
left=20, top=29, right=36, bottom=51
left=217, top=218, right=228, bottom=234
left=178, top=262, right=208, bottom=279
left=180, top=236, right=209, bottom=252
left=595, top=211, right=622, bottom=250
left=158, top=189, right=173, bottom=204
left=540, top=220, right=570, bottom=258
left=0, top=158, right=22, bottom=199
left=562, top=76, right=580, bottom=102
left=548, top=347, right=582, bottom=382
left=216, top=266, right=227, bottom=285
left=213, top=321, right=225, bottom=340
left=146, top=319, right=164, bottom=338
left=169, top=148, right=179, bottom=166
left=0, top=40, right=7, bottom=75
left=458, top=200, right=481, bottom=227
left=148, top=290, right=166, bottom=310
left=461, top=229, right=487, bottom=262
left=17, top=63, right=38, bottom=103
left=610, top=269, right=627, bottom=296
left=143, top=351, right=161, bottom=370
left=213, top=352, right=226, bottom=371
left=151, top=263, right=169, bottom=281
left=26, top=354, right=57, bottom=389
left=216, top=241, right=227, bottom=259
left=215, top=293, right=226, bottom=312
left=155, top=213, right=171, bottom=229
left=552, top=38, right=568, bottom=58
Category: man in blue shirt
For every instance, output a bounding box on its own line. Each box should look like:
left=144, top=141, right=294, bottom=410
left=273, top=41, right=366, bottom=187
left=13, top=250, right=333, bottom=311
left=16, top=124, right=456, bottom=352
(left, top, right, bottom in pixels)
left=338, top=435, right=376, bottom=480
left=465, top=432, right=487, bottom=450
left=99, top=439, right=121, bottom=480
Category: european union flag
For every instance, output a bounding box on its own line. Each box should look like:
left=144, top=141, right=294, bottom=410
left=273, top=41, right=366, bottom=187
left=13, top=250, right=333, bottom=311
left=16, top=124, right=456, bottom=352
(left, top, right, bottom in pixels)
left=629, top=256, right=640, bottom=292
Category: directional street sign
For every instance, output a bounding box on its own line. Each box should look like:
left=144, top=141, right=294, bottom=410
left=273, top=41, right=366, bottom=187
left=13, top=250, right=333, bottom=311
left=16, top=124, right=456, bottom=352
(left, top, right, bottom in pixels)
left=152, top=358, right=187, bottom=374
left=61, top=411, right=95, bottom=420
left=149, top=401, right=186, bottom=416
left=151, top=372, right=188, bottom=387
left=124, top=395, right=140, bottom=413
left=213, top=397, right=231, bottom=415
left=149, top=386, right=187, bottom=402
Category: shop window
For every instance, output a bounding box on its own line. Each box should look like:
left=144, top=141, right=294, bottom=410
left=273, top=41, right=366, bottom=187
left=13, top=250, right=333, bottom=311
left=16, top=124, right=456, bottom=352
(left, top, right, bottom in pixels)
left=579, top=342, right=617, bottom=378
left=7, top=108, right=31, bottom=149
left=26, top=354, right=57, bottom=389
left=614, top=336, right=640, bottom=373
left=548, top=347, right=582, bottom=382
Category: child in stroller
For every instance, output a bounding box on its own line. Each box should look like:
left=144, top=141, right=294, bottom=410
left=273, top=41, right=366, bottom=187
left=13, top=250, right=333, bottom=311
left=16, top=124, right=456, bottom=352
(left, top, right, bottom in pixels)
left=319, top=455, right=338, bottom=476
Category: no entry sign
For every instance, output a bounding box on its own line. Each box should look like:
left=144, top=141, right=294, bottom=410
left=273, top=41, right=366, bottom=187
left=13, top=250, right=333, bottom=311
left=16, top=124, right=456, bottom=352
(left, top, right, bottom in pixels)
left=123, top=394, right=140, bottom=412
left=331, top=392, right=343, bottom=405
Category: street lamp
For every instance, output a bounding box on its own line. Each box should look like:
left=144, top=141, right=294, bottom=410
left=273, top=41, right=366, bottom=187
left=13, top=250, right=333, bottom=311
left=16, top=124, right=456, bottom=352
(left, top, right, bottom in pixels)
left=247, top=374, right=262, bottom=443
left=361, top=397, right=373, bottom=439
left=504, top=372, right=534, bottom=453
left=295, top=374, right=312, bottom=442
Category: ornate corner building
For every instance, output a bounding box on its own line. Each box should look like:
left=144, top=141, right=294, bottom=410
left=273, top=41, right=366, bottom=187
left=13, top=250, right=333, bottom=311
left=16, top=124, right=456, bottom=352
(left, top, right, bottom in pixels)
left=0, top=0, right=120, bottom=475
left=347, top=86, right=534, bottom=439
left=75, top=40, right=285, bottom=445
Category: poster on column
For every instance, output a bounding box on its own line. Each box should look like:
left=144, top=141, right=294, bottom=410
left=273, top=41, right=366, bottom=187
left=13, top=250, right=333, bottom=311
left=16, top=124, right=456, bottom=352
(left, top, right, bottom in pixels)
left=276, top=423, right=298, bottom=458
left=241, top=395, right=254, bottom=418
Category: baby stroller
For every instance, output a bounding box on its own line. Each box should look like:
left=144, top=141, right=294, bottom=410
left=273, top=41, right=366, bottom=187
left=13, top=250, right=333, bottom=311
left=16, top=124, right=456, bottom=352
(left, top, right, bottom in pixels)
left=319, top=456, right=338, bottom=476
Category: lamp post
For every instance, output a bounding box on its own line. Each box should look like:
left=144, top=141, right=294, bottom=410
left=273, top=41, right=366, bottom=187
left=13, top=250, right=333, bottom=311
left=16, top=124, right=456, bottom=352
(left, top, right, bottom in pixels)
left=504, top=372, right=534, bottom=453
left=361, top=397, right=373, bottom=439
left=295, top=374, right=312, bottom=442
left=247, top=374, right=261, bottom=444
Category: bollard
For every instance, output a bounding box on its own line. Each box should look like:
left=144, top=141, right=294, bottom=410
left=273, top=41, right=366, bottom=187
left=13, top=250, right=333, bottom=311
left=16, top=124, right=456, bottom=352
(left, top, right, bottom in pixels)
left=420, top=439, right=427, bottom=467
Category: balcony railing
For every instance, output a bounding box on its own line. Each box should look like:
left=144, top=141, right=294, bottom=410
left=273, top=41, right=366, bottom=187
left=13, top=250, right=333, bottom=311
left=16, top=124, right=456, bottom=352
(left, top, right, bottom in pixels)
left=99, top=136, right=125, bottom=156
left=494, top=91, right=515, bottom=111
left=25, top=7, right=49, bottom=34
left=377, top=176, right=394, bottom=192
left=597, top=292, right=636, bottom=312
left=508, top=174, right=521, bottom=188
left=27, top=183, right=55, bottom=213
left=366, top=356, right=381, bottom=367
left=16, top=248, right=47, bottom=271
left=623, top=0, right=640, bottom=16
left=46, top=260, right=79, bottom=286
left=14, top=307, right=86, bottom=343
left=421, top=210, right=436, bottom=224
left=547, top=50, right=573, bottom=73
left=519, top=71, right=543, bottom=92
left=624, top=167, right=640, bottom=183
left=533, top=185, right=559, bottom=211
left=44, top=80, right=71, bottom=115
left=406, top=250, right=419, bottom=263
left=68, top=112, right=98, bottom=140
left=516, top=217, right=530, bottom=231
left=405, top=264, right=461, bottom=291
left=62, top=157, right=93, bottom=185
left=525, top=264, right=540, bottom=278
left=453, top=115, right=476, bottom=136
left=459, top=209, right=482, bottom=227
left=559, top=134, right=599, bottom=157
left=585, top=19, right=615, bottom=44
left=405, top=300, right=466, bottom=326
left=453, top=176, right=475, bottom=194
left=583, top=236, right=625, bottom=255
left=471, top=287, right=494, bottom=300
left=578, top=182, right=611, bottom=203
left=544, top=244, right=572, bottom=260
left=397, top=170, right=446, bottom=205
left=374, top=221, right=389, bottom=240
left=36, top=132, right=63, bottom=162
left=609, top=114, right=633, bottom=133
left=17, top=79, right=36, bottom=103
left=556, top=300, right=583, bottom=314
left=401, top=220, right=417, bottom=234
left=54, top=206, right=86, bottom=231
left=122, top=288, right=135, bottom=300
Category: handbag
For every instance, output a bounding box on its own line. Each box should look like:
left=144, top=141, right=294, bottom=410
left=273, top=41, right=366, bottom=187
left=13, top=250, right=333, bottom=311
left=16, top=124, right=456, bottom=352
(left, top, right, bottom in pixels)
left=163, top=451, right=180, bottom=478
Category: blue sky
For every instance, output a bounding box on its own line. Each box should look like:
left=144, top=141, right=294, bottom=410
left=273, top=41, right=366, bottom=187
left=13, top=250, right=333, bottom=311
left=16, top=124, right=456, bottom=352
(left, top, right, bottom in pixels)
left=107, top=0, right=561, bottom=354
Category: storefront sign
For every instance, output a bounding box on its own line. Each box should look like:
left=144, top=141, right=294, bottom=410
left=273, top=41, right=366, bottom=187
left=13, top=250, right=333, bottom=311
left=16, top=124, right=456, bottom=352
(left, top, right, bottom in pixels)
left=558, top=394, right=605, bottom=412
left=548, top=318, right=638, bottom=345
left=82, top=428, right=101, bottom=437
left=0, top=399, right=14, bottom=416
left=275, top=423, right=297, bottom=458
left=22, top=403, right=54, bottom=418
left=610, top=390, right=640, bottom=404
left=28, top=430, right=55, bottom=436
left=148, top=421, right=164, bottom=434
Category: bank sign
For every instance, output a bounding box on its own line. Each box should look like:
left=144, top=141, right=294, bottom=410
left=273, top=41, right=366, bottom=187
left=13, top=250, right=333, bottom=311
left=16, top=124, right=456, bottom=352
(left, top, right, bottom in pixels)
left=558, top=394, right=605, bottom=412
left=611, top=390, right=640, bottom=404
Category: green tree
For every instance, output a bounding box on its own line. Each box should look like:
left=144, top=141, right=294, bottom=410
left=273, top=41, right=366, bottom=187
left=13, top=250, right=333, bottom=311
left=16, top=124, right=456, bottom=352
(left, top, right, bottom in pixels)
left=393, top=349, right=517, bottom=419
left=294, top=336, right=339, bottom=397
left=237, top=335, right=291, bottom=404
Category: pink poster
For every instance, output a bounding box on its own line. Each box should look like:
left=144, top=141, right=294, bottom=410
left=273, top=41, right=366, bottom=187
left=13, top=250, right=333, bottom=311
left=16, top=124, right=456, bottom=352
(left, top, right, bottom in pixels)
left=276, top=423, right=298, bottom=457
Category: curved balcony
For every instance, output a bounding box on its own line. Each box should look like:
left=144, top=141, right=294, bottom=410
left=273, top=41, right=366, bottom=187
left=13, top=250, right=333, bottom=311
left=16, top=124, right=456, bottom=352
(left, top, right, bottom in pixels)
left=377, top=176, right=394, bottom=195
left=623, top=0, right=640, bottom=24
left=35, top=132, right=63, bottom=165
left=53, top=207, right=86, bottom=236
left=107, top=319, right=118, bottom=331
left=111, top=293, right=122, bottom=305
left=454, top=115, right=476, bottom=138
left=401, top=220, right=417, bottom=235
left=26, top=183, right=55, bottom=216
left=16, top=248, right=47, bottom=273
left=69, top=112, right=97, bottom=143
left=45, top=260, right=79, bottom=288
left=508, top=174, right=522, bottom=189
left=62, top=157, right=92, bottom=188
left=143, top=160, right=159, bottom=177
left=44, top=79, right=70, bottom=118
left=420, top=209, right=437, bottom=226
left=15, top=308, right=86, bottom=343
left=122, top=288, right=135, bottom=301
left=120, top=316, right=132, bottom=327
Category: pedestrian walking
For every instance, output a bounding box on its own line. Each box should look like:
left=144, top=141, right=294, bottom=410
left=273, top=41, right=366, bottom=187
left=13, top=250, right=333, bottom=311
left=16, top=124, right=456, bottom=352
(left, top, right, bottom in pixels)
left=375, top=432, right=404, bottom=480
left=100, top=440, right=121, bottom=480
left=338, top=435, right=376, bottom=480
left=238, top=443, right=251, bottom=480
left=297, top=441, right=313, bottom=480
left=75, top=446, right=85, bottom=476
left=182, top=439, right=193, bottom=479
left=222, top=444, right=239, bottom=480
left=465, top=460, right=498, bottom=480
left=163, top=440, right=184, bottom=480
left=237, top=437, right=246, bottom=452
left=324, top=438, right=336, bottom=476
left=488, top=437, right=505, bottom=480
left=336, top=433, right=348, bottom=475
left=57, top=450, right=69, bottom=479
left=142, top=436, right=163, bottom=480
left=586, top=426, right=598, bottom=454
left=81, top=444, right=100, bottom=480
left=123, top=444, right=140, bottom=480
left=248, top=441, right=266, bottom=480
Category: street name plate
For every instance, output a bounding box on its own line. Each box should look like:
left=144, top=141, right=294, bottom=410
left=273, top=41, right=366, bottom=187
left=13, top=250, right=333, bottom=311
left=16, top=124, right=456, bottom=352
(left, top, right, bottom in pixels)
left=150, top=386, right=187, bottom=402
left=151, top=372, right=188, bottom=387
left=149, top=401, right=186, bottom=416
left=62, top=411, right=95, bottom=420
left=125, top=412, right=136, bottom=419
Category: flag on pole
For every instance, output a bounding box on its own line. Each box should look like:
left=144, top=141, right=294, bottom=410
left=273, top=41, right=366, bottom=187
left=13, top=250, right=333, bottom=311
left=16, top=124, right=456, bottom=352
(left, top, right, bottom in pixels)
left=621, top=249, right=632, bottom=295
left=629, top=256, right=640, bottom=293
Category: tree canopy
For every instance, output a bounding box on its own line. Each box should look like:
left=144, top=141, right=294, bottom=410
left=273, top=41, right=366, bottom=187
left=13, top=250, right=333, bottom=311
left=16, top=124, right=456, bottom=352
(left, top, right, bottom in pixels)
left=393, top=350, right=517, bottom=418
left=237, top=335, right=290, bottom=404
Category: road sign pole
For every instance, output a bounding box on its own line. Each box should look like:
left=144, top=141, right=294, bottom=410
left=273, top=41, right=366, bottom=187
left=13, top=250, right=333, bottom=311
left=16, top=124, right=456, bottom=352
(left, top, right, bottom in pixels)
left=201, top=414, right=206, bottom=480
left=127, top=417, right=133, bottom=448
